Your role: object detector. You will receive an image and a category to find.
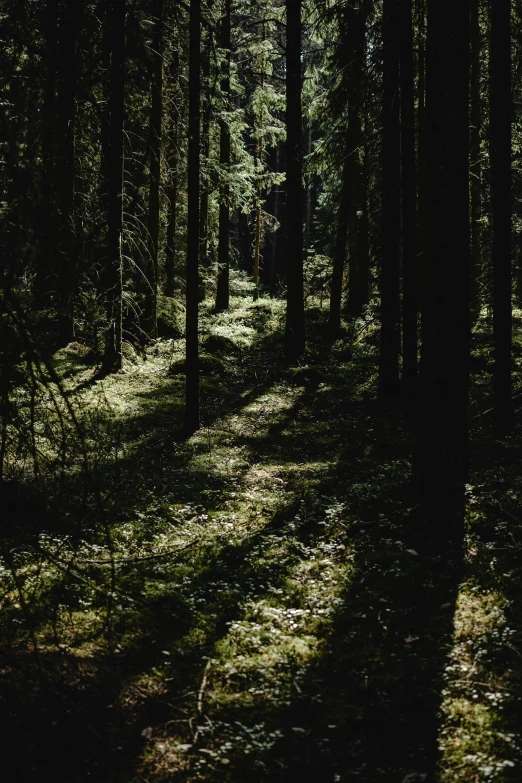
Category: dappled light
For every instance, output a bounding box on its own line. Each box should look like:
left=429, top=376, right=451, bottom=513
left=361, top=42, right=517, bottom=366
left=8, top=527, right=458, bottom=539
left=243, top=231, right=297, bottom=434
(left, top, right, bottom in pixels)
left=2, top=0, right=522, bottom=780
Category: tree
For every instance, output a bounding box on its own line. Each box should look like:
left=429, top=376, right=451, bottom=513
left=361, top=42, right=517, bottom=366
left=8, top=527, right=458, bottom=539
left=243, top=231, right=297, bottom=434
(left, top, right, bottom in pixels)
left=399, top=0, right=418, bottom=390
left=143, top=0, right=165, bottom=340
left=34, top=0, right=58, bottom=310
left=285, top=0, right=305, bottom=361
left=415, top=0, right=470, bottom=530
left=215, top=0, right=232, bottom=313
left=491, top=0, right=513, bottom=434
left=328, top=155, right=352, bottom=339
left=165, top=49, right=180, bottom=299
left=378, top=0, right=401, bottom=399
left=469, top=0, right=483, bottom=320
left=55, top=1, right=82, bottom=345
left=185, top=0, right=201, bottom=434
left=101, top=0, right=126, bottom=375
left=346, top=0, right=370, bottom=319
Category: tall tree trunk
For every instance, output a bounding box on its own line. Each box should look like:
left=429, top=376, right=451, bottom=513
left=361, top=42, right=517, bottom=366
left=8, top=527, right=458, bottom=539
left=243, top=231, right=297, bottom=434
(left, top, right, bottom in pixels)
left=415, top=0, right=470, bottom=531
left=165, top=48, right=179, bottom=298
left=470, top=0, right=482, bottom=320
left=346, top=0, right=369, bottom=319
left=328, top=155, right=352, bottom=338
left=215, top=0, right=231, bottom=312
left=165, top=133, right=178, bottom=297
left=285, top=0, right=305, bottom=360
left=199, top=38, right=212, bottom=299
left=55, top=2, right=80, bottom=345
left=253, top=17, right=266, bottom=302
left=143, top=0, right=164, bottom=338
left=399, top=0, right=418, bottom=390
left=416, top=0, right=426, bottom=349
left=304, top=128, right=313, bottom=253
left=268, top=143, right=281, bottom=296
left=491, top=0, right=513, bottom=434
left=101, top=0, right=125, bottom=375
left=35, top=0, right=58, bottom=308
left=185, top=0, right=201, bottom=433
left=378, top=0, right=401, bottom=399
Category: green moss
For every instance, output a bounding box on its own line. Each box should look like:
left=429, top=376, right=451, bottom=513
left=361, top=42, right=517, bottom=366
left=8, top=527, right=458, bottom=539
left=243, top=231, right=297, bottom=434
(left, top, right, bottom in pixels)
left=157, top=295, right=185, bottom=338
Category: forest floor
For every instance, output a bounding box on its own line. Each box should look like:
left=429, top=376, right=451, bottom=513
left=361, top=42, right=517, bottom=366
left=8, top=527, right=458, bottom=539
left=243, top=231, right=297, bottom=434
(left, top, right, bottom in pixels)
left=1, top=294, right=522, bottom=783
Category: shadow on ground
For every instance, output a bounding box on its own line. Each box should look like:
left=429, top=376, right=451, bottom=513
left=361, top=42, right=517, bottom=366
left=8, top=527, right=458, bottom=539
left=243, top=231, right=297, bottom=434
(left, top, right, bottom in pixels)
left=2, top=303, right=520, bottom=783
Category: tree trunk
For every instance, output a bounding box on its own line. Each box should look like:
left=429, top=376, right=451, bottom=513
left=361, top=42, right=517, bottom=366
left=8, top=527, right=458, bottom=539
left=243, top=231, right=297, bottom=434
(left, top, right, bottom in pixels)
left=101, top=0, right=125, bottom=375
left=34, top=0, right=58, bottom=309
left=378, top=0, right=401, bottom=399
left=285, top=0, right=305, bottom=360
left=328, top=155, right=352, bottom=338
left=165, top=141, right=178, bottom=297
left=215, top=0, right=231, bottom=312
left=143, top=0, right=164, bottom=339
left=185, top=0, right=201, bottom=434
left=416, top=0, right=426, bottom=349
left=491, top=0, right=513, bottom=434
left=399, top=0, right=418, bottom=391
left=199, top=38, right=212, bottom=299
left=268, top=143, right=281, bottom=295
left=470, top=0, right=482, bottom=320
left=346, top=0, right=369, bottom=319
left=415, top=0, right=470, bottom=530
left=55, top=2, right=80, bottom=345
left=165, top=48, right=179, bottom=298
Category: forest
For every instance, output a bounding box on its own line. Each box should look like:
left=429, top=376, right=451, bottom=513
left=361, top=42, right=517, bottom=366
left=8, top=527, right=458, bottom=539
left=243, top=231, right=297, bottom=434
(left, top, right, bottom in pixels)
left=1, top=0, right=522, bottom=780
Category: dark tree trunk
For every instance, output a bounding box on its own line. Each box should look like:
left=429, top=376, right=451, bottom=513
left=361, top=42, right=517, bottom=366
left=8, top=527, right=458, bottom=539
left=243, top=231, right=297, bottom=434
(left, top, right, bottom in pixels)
left=357, top=135, right=371, bottom=311
left=199, top=39, right=212, bottom=298
left=268, top=143, right=281, bottom=295
left=304, top=128, right=313, bottom=253
left=215, top=0, right=232, bottom=313
left=416, top=0, right=426, bottom=348
left=55, top=2, right=81, bottom=345
left=165, top=48, right=179, bottom=298
left=101, top=0, right=125, bottom=375
left=143, top=0, right=165, bottom=338
left=399, top=0, right=418, bottom=390
left=470, top=0, right=482, bottom=320
left=35, top=0, right=58, bottom=309
left=185, top=0, right=201, bottom=434
left=165, top=139, right=178, bottom=297
left=346, top=1, right=369, bottom=319
left=378, top=0, right=401, bottom=399
left=415, top=0, right=470, bottom=529
left=491, top=0, right=513, bottom=434
left=285, top=0, right=305, bottom=360
left=328, top=156, right=352, bottom=339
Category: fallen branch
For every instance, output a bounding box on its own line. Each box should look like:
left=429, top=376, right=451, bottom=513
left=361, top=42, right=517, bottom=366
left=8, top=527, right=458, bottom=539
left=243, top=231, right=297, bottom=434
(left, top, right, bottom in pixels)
left=77, top=538, right=200, bottom=566
left=471, top=391, right=522, bottom=422
left=192, top=660, right=212, bottom=745
left=198, top=660, right=212, bottom=715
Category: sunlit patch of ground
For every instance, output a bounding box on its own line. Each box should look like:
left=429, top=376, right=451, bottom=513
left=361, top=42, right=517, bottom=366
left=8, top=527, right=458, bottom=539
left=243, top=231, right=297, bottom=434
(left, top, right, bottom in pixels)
left=439, top=580, right=522, bottom=781
left=3, top=298, right=522, bottom=782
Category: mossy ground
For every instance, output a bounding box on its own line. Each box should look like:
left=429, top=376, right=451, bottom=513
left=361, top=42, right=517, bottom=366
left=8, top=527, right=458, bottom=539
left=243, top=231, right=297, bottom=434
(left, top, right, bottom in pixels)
left=1, top=297, right=522, bottom=782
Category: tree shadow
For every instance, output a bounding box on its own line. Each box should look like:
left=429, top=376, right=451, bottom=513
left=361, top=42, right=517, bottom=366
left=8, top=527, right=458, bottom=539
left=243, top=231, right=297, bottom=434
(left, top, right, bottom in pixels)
left=0, top=306, right=470, bottom=783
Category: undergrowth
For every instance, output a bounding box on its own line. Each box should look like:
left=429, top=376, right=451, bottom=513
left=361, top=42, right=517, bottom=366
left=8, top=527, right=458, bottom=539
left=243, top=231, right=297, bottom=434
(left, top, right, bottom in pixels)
left=1, top=297, right=522, bottom=782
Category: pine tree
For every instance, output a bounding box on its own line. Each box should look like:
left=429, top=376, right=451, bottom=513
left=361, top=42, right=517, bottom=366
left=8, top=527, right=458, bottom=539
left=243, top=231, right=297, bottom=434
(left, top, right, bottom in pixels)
left=491, top=0, right=513, bottom=434
left=399, top=0, right=418, bottom=390
left=415, top=0, right=470, bottom=531
left=378, top=0, right=401, bottom=399
left=215, top=0, right=232, bottom=313
left=143, top=0, right=165, bottom=339
left=101, top=0, right=126, bottom=374
left=285, top=0, right=305, bottom=360
left=185, top=0, right=201, bottom=433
